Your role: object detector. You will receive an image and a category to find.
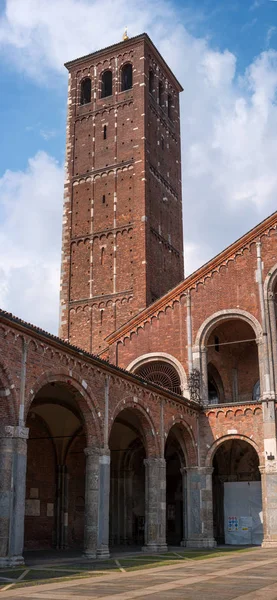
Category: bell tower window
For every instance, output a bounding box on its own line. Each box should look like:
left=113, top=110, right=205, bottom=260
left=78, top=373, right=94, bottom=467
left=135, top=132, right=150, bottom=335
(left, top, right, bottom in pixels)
left=121, top=63, right=133, bottom=91
left=101, top=70, right=112, bottom=98
left=80, top=77, right=91, bottom=105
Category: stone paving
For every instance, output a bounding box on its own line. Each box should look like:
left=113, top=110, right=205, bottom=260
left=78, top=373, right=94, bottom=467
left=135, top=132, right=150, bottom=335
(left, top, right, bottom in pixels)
left=1, top=548, right=277, bottom=599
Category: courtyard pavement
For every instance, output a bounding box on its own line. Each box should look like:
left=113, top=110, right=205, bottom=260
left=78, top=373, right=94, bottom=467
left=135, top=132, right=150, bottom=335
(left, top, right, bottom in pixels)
left=1, top=547, right=277, bottom=599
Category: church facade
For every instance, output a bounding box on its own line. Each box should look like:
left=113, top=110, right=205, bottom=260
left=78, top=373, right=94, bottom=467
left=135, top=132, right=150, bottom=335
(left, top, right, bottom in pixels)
left=1, top=33, right=277, bottom=567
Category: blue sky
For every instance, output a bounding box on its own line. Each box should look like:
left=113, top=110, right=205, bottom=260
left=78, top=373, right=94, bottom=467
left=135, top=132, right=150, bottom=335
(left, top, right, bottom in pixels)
left=0, top=0, right=277, bottom=334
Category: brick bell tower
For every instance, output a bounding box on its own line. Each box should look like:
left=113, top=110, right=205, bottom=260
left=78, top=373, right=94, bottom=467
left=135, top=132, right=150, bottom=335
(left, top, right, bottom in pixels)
left=59, top=33, right=184, bottom=354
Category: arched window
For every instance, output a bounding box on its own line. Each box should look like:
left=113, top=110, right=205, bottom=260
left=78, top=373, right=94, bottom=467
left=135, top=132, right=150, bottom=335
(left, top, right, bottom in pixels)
left=80, top=77, right=91, bottom=105
left=121, top=63, right=133, bottom=91
left=101, top=70, right=112, bottom=98
left=149, top=70, right=154, bottom=94
left=134, top=360, right=181, bottom=395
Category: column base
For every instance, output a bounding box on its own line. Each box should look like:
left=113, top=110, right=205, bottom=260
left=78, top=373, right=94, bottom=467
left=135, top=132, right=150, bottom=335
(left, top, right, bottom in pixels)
left=186, top=538, right=216, bottom=549
left=83, top=551, right=97, bottom=559
left=0, top=555, right=25, bottom=567
left=262, top=540, right=277, bottom=548
left=142, top=544, right=168, bottom=553
left=96, top=545, right=110, bottom=559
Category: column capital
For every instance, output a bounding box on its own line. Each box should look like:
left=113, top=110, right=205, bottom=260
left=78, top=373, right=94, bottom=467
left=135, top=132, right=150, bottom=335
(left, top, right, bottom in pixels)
left=0, top=425, right=29, bottom=439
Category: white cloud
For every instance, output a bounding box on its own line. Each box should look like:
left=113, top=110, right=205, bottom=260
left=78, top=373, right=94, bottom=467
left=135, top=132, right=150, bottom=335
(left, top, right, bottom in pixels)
left=0, top=152, right=63, bottom=333
left=1, top=0, right=277, bottom=332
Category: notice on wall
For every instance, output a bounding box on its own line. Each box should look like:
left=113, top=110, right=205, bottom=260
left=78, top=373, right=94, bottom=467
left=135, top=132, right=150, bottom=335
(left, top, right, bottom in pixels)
left=239, top=516, right=253, bottom=530
left=228, top=516, right=238, bottom=532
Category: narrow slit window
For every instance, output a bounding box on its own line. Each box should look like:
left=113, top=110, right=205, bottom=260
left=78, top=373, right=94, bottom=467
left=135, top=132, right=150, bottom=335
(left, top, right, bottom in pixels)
left=103, top=125, right=107, bottom=140
left=168, top=93, right=173, bottom=119
left=100, top=309, right=104, bottom=324
left=121, top=63, right=133, bottom=91
left=102, top=194, right=106, bottom=204
left=101, top=70, right=112, bottom=98
left=101, top=248, right=105, bottom=265
left=149, top=70, right=154, bottom=94
left=80, top=77, right=91, bottom=105
left=158, top=81, right=164, bottom=107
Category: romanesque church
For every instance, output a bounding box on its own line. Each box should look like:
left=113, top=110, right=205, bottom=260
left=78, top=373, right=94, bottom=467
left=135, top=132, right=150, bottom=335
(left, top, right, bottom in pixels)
left=1, top=33, right=277, bottom=567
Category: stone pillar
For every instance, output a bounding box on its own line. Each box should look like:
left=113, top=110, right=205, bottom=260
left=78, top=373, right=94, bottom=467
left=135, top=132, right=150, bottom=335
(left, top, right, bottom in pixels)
left=83, top=447, right=100, bottom=558
left=0, top=425, right=29, bottom=567
left=123, top=468, right=133, bottom=545
left=180, top=467, right=187, bottom=546
left=185, top=466, right=216, bottom=548
left=143, top=457, right=167, bottom=552
left=97, top=451, right=110, bottom=558
left=260, top=464, right=277, bottom=547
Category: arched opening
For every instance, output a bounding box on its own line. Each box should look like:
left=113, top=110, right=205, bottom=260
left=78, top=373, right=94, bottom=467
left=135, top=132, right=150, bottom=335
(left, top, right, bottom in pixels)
left=80, top=78, right=91, bottom=105
left=101, top=70, right=112, bottom=98
left=208, top=363, right=224, bottom=404
left=133, top=360, right=182, bottom=395
left=24, top=382, right=87, bottom=552
left=165, top=425, right=185, bottom=546
left=212, top=439, right=263, bottom=545
left=121, top=63, right=132, bottom=91
left=109, top=408, right=146, bottom=548
left=206, top=318, right=259, bottom=404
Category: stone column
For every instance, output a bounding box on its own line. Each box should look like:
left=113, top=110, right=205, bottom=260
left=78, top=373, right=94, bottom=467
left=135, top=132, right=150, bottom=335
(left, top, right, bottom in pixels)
left=97, top=451, right=110, bottom=558
left=186, top=466, right=216, bottom=548
left=180, top=467, right=187, bottom=546
left=143, top=457, right=167, bottom=552
left=0, top=425, right=29, bottom=567
left=260, top=464, right=277, bottom=547
left=123, top=468, right=133, bottom=545
left=83, top=447, right=100, bottom=558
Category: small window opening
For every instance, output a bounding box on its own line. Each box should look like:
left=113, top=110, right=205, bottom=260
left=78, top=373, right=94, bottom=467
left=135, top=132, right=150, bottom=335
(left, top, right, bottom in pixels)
left=102, top=194, right=106, bottom=204
left=103, top=125, right=107, bottom=139
left=121, top=63, right=133, bottom=91
left=100, top=309, right=104, bottom=324
left=214, top=335, right=220, bottom=352
left=101, top=247, right=105, bottom=265
left=101, top=70, right=112, bottom=98
left=80, top=77, right=91, bottom=105
left=158, top=81, right=164, bottom=107
left=149, top=70, right=154, bottom=94
left=168, top=93, right=173, bottom=119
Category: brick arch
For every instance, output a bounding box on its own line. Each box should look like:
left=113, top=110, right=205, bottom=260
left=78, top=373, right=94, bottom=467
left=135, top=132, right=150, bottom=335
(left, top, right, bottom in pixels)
left=0, top=359, right=17, bottom=425
left=195, top=308, right=263, bottom=348
left=127, top=352, right=188, bottom=395
left=26, top=370, right=101, bottom=447
left=166, top=419, right=197, bottom=467
left=195, top=309, right=263, bottom=349
left=205, top=434, right=262, bottom=468
left=109, top=396, right=160, bottom=458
